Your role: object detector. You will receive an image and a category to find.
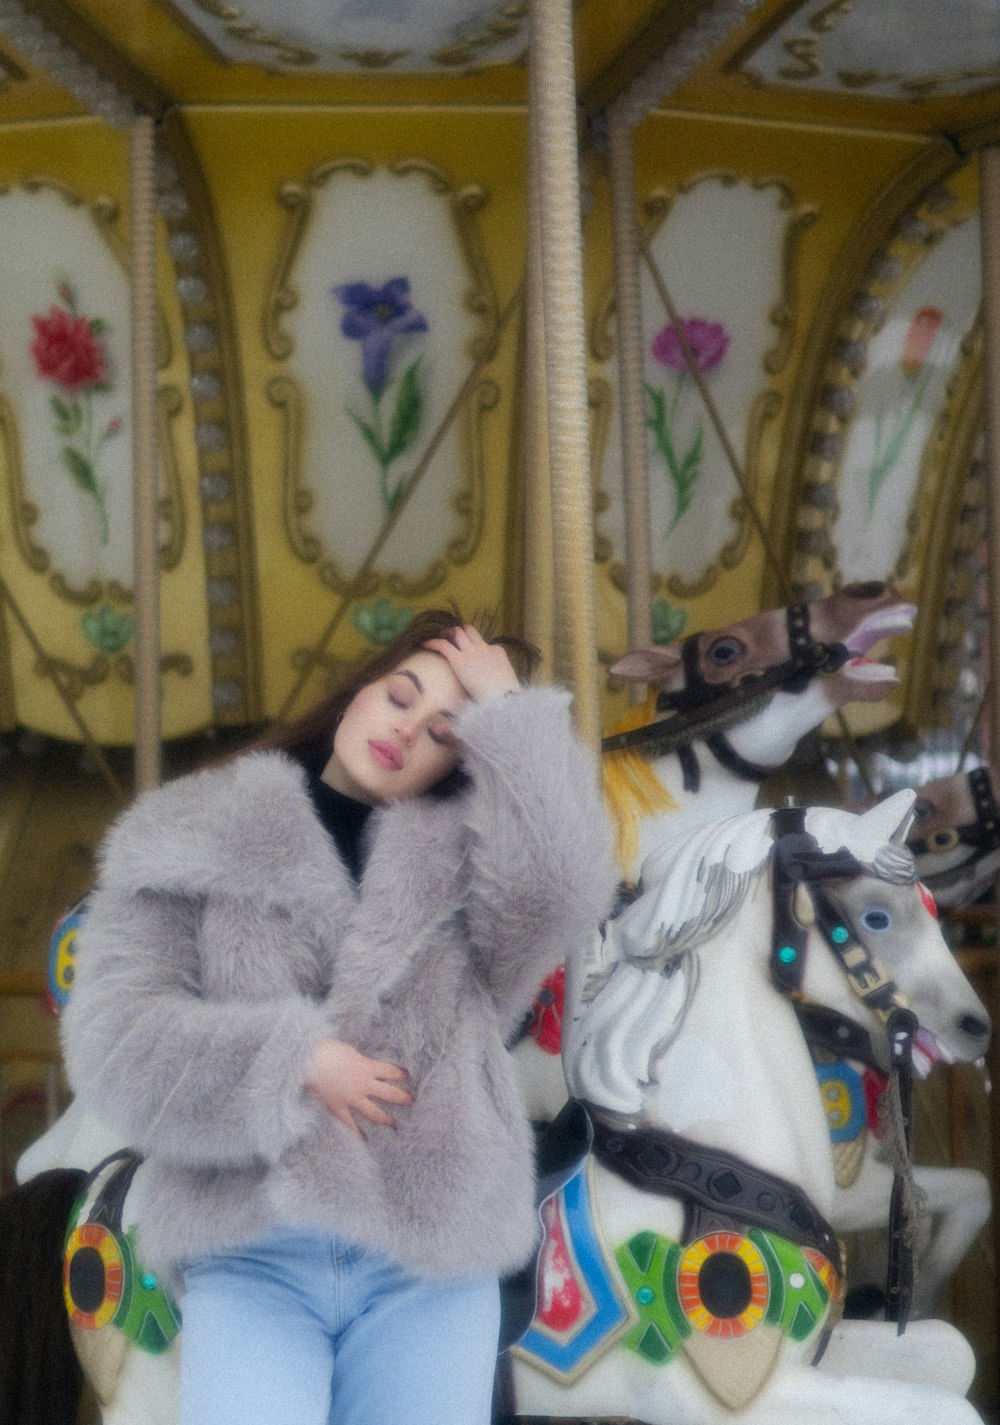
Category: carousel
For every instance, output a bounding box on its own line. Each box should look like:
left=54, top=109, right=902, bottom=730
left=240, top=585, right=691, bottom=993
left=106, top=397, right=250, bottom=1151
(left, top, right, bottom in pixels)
left=0, top=0, right=999, bottom=1421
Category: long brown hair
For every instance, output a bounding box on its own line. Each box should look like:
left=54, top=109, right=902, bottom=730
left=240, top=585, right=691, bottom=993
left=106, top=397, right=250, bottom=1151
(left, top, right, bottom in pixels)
left=245, top=607, right=539, bottom=795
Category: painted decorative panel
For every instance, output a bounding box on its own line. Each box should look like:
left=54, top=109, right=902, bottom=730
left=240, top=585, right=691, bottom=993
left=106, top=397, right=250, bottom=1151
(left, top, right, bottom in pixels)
left=266, top=160, right=496, bottom=600
left=732, top=0, right=1000, bottom=101
left=155, top=0, right=526, bottom=72
left=594, top=174, right=814, bottom=624
left=836, top=219, right=980, bottom=586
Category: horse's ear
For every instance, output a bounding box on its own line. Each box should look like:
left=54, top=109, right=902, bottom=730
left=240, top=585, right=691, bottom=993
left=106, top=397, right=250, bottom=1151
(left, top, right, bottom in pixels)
left=863, top=788, right=917, bottom=847
left=610, top=645, right=684, bottom=684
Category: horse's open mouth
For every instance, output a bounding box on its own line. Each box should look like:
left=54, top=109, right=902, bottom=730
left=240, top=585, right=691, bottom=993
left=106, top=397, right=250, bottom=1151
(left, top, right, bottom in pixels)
left=845, top=604, right=917, bottom=657
left=842, top=656, right=899, bottom=684
left=912, top=1027, right=954, bottom=1078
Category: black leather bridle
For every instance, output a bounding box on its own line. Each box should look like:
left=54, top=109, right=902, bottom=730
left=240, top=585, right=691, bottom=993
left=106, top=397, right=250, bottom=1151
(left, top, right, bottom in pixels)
left=600, top=603, right=850, bottom=793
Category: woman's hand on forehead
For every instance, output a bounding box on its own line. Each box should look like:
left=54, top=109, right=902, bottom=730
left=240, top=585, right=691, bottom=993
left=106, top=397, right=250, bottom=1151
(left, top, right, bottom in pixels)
left=423, top=624, right=521, bottom=703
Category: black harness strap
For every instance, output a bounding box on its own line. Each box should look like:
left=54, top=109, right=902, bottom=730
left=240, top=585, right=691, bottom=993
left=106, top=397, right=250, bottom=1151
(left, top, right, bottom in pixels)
left=600, top=604, right=849, bottom=776
left=584, top=1101, right=843, bottom=1277
left=909, top=766, right=1000, bottom=858
left=884, top=1008, right=919, bottom=1333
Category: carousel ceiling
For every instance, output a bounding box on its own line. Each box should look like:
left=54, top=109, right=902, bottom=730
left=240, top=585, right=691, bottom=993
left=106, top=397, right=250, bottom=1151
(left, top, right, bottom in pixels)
left=0, top=0, right=997, bottom=758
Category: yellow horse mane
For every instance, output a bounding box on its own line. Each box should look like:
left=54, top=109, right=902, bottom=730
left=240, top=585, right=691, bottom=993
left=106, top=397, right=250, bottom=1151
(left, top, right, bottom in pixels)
left=601, top=691, right=680, bottom=876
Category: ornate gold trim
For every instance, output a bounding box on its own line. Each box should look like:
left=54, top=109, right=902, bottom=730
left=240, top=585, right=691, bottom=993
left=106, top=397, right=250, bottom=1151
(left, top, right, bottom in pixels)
left=334, top=49, right=411, bottom=69
left=0, top=594, right=14, bottom=729
left=268, top=375, right=320, bottom=565
left=765, top=197, right=819, bottom=376
left=0, top=47, right=28, bottom=91
left=161, top=109, right=263, bottom=723
left=786, top=177, right=974, bottom=603
left=730, top=0, right=1000, bottom=101
left=172, top=0, right=319, bottom=65
left=0, top=392, right=47, bottom=574
left=445, top=377, right=499, bottom=568
left=901, top=325, right=983, bottom=730
left=267, top=158, right=497, bottom=598
left=763, top=142, right=964, bottom=608
left=31, top=651, right=109, bottom=699
left=157, top=385, right=186, bottom=573
left=588, top=376, right=615, bottom=568
left=264, top=159, right=373, bottom=361
left=115, top=651, right=194, bottom=683
left=429, top=2, right=527, bottom=68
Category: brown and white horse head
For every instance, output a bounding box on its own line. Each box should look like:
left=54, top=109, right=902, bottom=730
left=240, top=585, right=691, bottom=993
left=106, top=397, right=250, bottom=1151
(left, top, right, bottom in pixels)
left=907, top=765, right=1000, bottom=911
left=606, top=582, right=915, bottom=779
left=610, top=582, right=914, bottom=707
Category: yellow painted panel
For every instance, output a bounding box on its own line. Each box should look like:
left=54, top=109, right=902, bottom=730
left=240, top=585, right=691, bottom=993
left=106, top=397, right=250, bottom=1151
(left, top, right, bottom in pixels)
left=184, top=106, right=529, bottom=719
left=584, top=109, right=936, bottom=724
left=0, top=118, right=214, bottom=744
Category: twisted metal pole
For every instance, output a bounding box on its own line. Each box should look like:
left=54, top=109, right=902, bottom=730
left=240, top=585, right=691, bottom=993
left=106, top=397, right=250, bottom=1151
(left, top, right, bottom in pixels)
left=130, top=113, right=161, bottom=793
left=608, top=103, right=652, bottom=686
left=528, top=0, right=600, bottom=749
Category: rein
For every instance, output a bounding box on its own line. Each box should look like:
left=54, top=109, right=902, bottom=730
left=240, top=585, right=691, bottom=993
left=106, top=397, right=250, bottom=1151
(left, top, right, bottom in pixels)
left=600, top=604, right=849, bottom=794
left=769, top=804, right=918, bottom=1329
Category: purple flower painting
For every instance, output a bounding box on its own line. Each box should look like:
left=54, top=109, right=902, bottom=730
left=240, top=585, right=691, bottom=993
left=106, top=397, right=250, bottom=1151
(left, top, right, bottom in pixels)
left=333, top=277, right=429, bottom=511
left=645, top=316, right=730, bottom=535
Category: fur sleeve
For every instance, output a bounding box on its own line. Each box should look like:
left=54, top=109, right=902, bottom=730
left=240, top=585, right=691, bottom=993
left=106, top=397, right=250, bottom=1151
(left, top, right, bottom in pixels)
left=453, top=687, right=617, bottom=1037
left=60, top=885, right=330, bottom=1167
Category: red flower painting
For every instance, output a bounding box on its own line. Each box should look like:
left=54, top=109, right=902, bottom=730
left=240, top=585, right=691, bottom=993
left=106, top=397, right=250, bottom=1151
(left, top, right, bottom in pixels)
left=646, top=316, right=730, bottom=534
left=29, top=279, right=122, bottom=544
left=31, top=306, right=108, bottom=393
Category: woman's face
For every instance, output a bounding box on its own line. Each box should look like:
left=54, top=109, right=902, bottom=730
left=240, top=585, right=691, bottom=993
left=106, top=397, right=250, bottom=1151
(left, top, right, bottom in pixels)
left=321, top=650, right=468, bottom=804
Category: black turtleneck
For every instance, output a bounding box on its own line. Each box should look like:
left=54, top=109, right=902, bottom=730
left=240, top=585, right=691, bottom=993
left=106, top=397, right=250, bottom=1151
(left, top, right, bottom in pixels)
left=305, top=771, right=374, bottom=883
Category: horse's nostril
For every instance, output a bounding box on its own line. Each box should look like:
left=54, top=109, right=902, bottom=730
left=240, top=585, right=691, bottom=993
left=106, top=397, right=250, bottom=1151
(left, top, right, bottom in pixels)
left=842, top=581, right=888, bottom=600
left=958, top=1013, right=991, bottom=1041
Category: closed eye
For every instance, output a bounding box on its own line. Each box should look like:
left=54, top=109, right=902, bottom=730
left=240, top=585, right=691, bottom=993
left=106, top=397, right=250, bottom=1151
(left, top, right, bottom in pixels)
left=429, top=719, right=457, bottom=748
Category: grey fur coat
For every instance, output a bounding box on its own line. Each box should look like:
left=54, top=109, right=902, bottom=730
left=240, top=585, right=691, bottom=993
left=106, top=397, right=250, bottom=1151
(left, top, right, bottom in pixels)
left=62, top=687, right=616, bottom=1280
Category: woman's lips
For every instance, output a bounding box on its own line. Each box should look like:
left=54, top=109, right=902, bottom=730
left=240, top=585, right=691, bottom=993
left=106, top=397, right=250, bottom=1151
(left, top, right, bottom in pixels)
left=369, top=740, right=402, bottom=770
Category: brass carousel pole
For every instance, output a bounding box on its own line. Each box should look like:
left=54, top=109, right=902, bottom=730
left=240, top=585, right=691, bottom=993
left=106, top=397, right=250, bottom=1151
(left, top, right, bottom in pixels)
left=130, top=112, right=161, bottom=793
left=978, top=143, right=1000, bottom=1388
left=528, top=0, right=600, bottom=750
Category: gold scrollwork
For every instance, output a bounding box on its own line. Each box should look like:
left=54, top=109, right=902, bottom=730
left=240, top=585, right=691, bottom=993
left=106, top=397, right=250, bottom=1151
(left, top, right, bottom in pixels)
left=264, top=160, right=373, bottom=361
left=809, top=0, right=853, bottom=33
left=188, top=0, right=318, bottom=64
left=446, top=378, right=498, bottom=567
left=115, top=652, right=194, bottom=682
left=429, top=1, right=527, bottom=67
left=764, top=202, right=819, bottom=376
left=0, top=48, right=27, bottom=90
left=588, top=377, right=614, bottom=567
left=268, top=375, right=321, bottom=565
left=32, top=652, right=109, bottom=699
left=267, top=158, right=497, bottom=595
left=334, top=49, right=411, bottom=69
left=0, top=392, right=47, bottom=574
left=157, top=385, right=186, bottom=573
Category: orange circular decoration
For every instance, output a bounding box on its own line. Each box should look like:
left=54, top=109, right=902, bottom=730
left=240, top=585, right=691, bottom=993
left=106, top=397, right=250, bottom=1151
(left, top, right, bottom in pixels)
left=803, top=1246, right=843, bottom=1302
left=64, top=1221, right=126, bottom=1330
left=677, top=1232, right=769, bottom=1338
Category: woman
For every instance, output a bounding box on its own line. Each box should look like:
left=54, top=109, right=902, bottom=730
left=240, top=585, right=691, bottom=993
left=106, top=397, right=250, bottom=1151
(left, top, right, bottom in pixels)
left=61, top=610, right=617, bottom=1425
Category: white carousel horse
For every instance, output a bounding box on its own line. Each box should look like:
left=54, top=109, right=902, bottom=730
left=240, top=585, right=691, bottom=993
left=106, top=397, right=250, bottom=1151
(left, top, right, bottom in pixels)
left=510, top=792, right=989, bottom=1424
left=516, top=581, right=916, bottom=1121
left=816, top=765, right=999, bottom=1318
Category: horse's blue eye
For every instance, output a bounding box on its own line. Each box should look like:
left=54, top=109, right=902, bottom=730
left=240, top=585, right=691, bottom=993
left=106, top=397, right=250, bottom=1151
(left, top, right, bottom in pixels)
left=861, top=909, right=891, bottom=932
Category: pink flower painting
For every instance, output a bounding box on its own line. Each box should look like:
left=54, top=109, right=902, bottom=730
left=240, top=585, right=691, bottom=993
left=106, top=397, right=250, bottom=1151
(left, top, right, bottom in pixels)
left=30, top=279, right=123, bottom=544
left=646, top=316, right=730, bottom=534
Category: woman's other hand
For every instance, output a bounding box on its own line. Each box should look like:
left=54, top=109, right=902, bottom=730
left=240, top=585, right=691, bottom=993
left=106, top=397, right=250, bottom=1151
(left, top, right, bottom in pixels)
left=422, top=624, right=520, bottom=703
left=304, top=1038, right=413, bottom=1135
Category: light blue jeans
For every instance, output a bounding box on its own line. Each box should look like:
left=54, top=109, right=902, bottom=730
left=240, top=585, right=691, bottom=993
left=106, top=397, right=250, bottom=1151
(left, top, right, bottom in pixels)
left=179, top=1228, right=500, bottom=1425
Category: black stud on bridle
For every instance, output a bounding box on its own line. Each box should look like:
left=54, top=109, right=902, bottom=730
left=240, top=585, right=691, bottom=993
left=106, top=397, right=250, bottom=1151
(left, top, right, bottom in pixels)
left=600, top=603, right=850, bottom=793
